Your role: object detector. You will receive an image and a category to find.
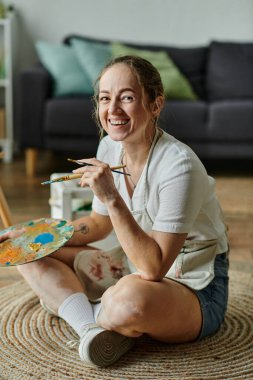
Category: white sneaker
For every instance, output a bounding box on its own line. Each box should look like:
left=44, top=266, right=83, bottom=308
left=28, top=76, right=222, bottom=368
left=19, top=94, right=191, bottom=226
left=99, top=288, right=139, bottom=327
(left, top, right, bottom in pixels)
left=78, top=323, right=135, bottom=367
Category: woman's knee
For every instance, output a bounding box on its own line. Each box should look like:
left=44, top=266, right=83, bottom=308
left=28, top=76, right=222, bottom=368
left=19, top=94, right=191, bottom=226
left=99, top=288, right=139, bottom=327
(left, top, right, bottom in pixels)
left=101, top=275, right=148, bottom=328
left=17, top=257, right=52, bottom=276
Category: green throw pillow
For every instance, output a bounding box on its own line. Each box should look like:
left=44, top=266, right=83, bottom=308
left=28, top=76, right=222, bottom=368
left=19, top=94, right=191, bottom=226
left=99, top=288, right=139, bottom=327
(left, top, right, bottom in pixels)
left=35, top=41, right=93, bottom=96
left=70, top=38, right=112, bottom=84
left=111, top=42, right=198, bottom=100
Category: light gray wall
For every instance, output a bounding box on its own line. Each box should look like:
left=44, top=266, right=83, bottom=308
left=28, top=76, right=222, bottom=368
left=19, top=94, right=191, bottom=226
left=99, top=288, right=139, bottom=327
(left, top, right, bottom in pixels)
left=4, top=0, right=253, bottom=70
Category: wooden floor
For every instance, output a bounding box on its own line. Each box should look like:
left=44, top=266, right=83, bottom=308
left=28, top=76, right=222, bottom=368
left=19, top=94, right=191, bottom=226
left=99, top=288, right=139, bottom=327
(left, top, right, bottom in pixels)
left=1, top=153, right=253, bottom=287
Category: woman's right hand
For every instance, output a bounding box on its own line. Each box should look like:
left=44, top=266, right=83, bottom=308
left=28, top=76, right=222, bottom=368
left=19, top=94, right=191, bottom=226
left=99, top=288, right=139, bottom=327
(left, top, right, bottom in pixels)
left=0, top=228, right=26, bottom=243
left=73, top=158, right=119, bottom=205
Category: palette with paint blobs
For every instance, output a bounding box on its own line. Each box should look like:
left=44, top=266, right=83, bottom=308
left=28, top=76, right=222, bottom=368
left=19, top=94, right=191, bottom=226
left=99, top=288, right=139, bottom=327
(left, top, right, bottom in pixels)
left=0, top=218, right=74, bottom=266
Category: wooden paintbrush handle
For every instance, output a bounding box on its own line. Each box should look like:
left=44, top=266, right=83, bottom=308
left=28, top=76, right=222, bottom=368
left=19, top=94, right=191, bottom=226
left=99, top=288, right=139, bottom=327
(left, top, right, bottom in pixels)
left=59, top=174, right=82, bottom=181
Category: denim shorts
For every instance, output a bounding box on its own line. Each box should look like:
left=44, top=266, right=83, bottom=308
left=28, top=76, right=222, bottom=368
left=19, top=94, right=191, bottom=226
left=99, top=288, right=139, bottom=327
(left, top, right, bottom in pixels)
left=194, top=252, right=229, bottom=340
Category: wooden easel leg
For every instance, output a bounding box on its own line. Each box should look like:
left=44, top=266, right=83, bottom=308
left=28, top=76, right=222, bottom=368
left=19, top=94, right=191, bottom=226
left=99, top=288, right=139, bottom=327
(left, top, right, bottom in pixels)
left=25, top=148, right=38, bottom=177
left=0, top=186, right=12, bottom=228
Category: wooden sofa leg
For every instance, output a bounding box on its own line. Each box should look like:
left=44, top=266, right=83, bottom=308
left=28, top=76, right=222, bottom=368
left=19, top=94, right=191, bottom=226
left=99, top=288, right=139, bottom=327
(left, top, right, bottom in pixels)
left=25, top=148, right=38, bottom=177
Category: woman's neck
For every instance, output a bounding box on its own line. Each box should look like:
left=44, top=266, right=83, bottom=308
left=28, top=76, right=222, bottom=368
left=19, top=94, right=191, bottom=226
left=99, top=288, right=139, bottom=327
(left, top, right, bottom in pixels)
left=123, top=145, right=150, bottom=168
left=121, top=128, right=157, bottom=167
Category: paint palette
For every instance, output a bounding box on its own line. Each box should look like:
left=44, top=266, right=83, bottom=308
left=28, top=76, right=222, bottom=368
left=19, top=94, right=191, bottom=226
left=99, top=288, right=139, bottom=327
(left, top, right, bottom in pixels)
left=0, top=218, right=74, bottom=266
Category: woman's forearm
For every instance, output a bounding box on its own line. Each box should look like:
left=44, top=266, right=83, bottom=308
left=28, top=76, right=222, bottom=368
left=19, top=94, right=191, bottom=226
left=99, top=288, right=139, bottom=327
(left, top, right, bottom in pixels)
left=66, top=212, right=112, bottom=247
left=106, top=194, right=163, bottom=279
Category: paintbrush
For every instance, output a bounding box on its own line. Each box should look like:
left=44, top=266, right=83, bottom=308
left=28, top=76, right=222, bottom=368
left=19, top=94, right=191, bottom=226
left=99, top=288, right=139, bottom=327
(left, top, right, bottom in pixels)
left=67, top=158, right=129, bottom=175
left=41, top=164, right=129, bottom=185
left=67, top=158, right=125, bottom=171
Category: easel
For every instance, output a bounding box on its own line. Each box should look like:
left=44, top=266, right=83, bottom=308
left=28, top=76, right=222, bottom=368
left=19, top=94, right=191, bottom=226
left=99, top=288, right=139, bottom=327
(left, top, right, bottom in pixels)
left=0, top=152, right=12, bottom=228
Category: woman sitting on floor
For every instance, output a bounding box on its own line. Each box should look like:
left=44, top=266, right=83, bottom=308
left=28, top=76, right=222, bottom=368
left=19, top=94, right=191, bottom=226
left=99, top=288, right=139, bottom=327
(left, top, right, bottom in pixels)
left=1, top=55, right=229, bottom=368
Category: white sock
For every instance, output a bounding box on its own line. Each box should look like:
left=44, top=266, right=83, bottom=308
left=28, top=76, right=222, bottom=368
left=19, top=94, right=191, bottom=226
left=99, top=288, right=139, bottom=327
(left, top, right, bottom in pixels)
left=58, top=292, right=95, bottom=337
left=92, top=302, right=102, bottom=322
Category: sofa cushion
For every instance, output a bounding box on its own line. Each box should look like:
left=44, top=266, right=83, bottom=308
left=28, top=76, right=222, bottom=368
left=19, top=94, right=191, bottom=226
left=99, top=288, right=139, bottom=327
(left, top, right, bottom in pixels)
left=64, top=35, right=207, bottom=99
left=45, top=135, right=99, bottom=156
left=35, top=41, right=93, bottom=96
left=160, top=101, right=208, bottom=140
left=161, top=46, right=208, bottom=100
left=111, top=42, right=198, bottom=100
left=207, top=41, right=253, bottom=100
left=44, top=98, right=97, bottom=137
left=70, top=38, right=112, bottom=84
left=208, top=100, right=253, bottom=140
left=114, top=43, right=208, bottom=99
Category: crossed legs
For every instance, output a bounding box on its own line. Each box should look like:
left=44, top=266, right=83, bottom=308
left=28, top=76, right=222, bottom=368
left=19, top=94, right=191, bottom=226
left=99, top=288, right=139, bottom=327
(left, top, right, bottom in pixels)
left=17, top=247, right=202, bottom=343
left=99, top=274, right=202, bottom=342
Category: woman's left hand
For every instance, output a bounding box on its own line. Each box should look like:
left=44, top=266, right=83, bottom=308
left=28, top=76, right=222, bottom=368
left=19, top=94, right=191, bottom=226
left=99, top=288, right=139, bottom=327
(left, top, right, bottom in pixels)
left=0, top=227, right=26, bottom=243
left=73, top=158, right=119, bottom=204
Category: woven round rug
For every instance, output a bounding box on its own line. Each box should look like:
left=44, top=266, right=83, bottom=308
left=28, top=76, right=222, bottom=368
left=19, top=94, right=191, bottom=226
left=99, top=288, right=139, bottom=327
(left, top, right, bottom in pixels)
left=0, top=269, right=252, bottom=380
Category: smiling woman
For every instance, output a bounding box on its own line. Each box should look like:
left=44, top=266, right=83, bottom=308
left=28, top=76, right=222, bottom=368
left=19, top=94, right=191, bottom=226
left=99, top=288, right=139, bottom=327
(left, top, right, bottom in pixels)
left=98, top=66, right=154, bottom=142
left=92, top=55, right=165, bottom=193
left=97, top=63, right=159, bottom=192
left=93, top=55, right=164, bottom=139
left=5, top=55, right=229, bottom=368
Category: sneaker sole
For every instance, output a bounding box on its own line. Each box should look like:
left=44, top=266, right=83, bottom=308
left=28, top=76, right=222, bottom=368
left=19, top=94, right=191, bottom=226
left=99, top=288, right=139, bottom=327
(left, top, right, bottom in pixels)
left=81, top=330, right=135, bottom=367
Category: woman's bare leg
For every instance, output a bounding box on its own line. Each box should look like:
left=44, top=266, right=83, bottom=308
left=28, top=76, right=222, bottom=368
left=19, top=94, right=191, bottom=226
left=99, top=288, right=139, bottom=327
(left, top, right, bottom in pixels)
left=17, top=246, right=86, bottom=313
left=17, top=247, right=136, bottom=368
left=97, top=274, right=202, bottom=343
left=17, top=257, right=83, bottom=313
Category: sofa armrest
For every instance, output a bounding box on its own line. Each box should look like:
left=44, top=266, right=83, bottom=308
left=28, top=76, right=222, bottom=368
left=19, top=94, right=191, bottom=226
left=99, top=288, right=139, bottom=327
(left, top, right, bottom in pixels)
left=18, top=65, right=53, bottom=149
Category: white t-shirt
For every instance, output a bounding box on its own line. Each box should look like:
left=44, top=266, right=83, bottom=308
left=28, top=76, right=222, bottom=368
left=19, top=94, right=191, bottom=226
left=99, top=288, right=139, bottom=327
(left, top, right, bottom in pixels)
left=92, top=131, right=228, bottom=256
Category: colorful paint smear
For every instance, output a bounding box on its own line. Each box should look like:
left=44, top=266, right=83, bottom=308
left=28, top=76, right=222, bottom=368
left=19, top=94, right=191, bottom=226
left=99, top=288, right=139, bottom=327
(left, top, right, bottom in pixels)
left=0, top=218, right=74, bottom=266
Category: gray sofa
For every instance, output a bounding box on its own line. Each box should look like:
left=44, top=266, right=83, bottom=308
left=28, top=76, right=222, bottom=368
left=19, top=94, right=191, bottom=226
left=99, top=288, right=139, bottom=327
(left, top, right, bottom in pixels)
left=19, top=36, right=253, bottom=176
